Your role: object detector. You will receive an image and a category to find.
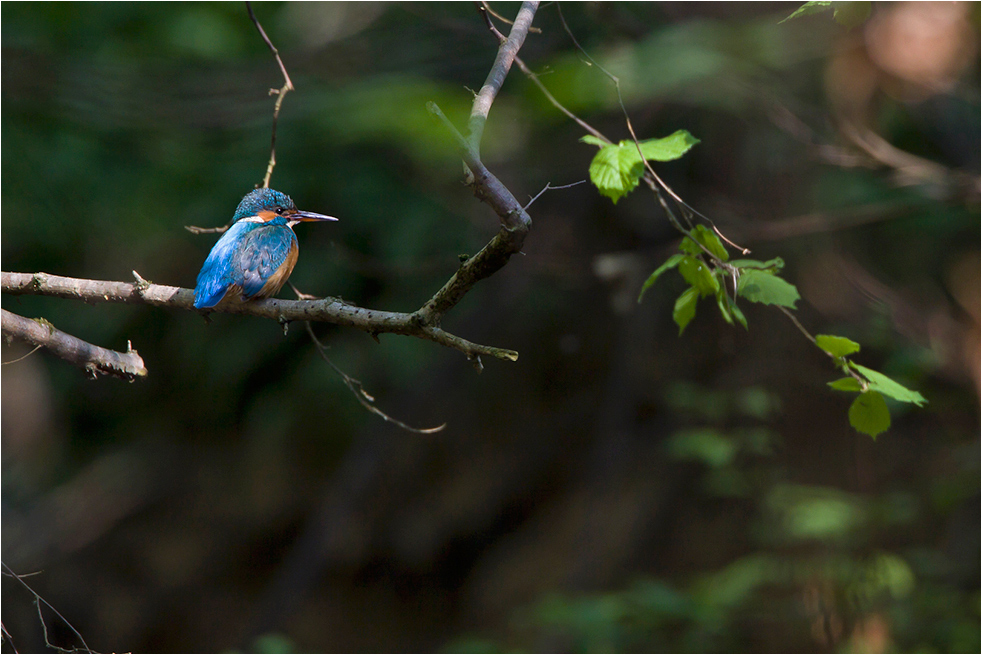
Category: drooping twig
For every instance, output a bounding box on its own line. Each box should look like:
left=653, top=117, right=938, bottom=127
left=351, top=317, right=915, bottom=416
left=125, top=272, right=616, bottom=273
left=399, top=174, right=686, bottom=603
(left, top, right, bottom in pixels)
left=1, top=308, right=147, bottom=381
left=304, top=322, right=446, bottom=434
left=2, top=562, right=94, bottom=654
left=2, top=344, right=42, bottom=365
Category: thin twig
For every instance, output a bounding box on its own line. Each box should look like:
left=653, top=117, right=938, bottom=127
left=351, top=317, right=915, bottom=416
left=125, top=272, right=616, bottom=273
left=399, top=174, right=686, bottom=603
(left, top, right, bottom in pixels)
left=555, top=4, right=751, bottom=253
left=246, top=1, right=295, bottom=189
left=2, top=562, right=94, bottom=654
left=524, top=180, right=586, bottom=211
left=2, top=344, right=42, bottom=365
left=304, top=322, right=446, bottom=434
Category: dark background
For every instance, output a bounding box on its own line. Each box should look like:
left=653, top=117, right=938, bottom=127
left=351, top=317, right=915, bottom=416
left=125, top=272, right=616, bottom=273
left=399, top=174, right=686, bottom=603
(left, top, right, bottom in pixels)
left=2, top=2, right=979, bottom=652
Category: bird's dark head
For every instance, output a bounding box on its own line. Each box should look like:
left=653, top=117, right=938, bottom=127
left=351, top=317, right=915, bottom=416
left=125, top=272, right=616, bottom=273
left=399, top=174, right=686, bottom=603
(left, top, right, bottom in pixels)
left=233, top=188, right=296, bottom=221
left=232, top=188, right=338, bottom=224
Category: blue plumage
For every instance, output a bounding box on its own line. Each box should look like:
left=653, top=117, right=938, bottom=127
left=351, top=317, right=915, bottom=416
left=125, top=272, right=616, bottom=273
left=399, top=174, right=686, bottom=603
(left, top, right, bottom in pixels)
left=193, top=189, right=337, bottom=309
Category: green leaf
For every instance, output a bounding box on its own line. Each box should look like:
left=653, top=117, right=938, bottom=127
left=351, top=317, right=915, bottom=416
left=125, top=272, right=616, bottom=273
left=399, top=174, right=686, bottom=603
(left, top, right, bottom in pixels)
left=780, top=1, right=870, bottom=29
left=586, top=142, right=642, bottom=204
left=636, top=130, right=701, bottom=162
left=780, top=0, right=833, bottom=23
left=584, top=131, right=699, bottom=204
left=730, top=257, right=784, bottom=272
left=691, top=225, right=728, bottom=261
left=673, top=286, right=700, bottom=335
left=828, top=377, right=863, bottom=392
left=679, top=236, right=702, bottom=256
left=716, top=289, right=734, bottom=325
left=679, top=256, right=719, bottom=297
left=730, top=302, right=748, bottom=330
left=579, top=135, right=608, bottom=147
left=816, top=334, right=861, bottom=358
left=849, top=391, right=890, bottom=438
left=638, top=253, right=685, bottom=302
left=737, top=269, right=800, bottom=308
left=850, top=363, right=927, bottom=406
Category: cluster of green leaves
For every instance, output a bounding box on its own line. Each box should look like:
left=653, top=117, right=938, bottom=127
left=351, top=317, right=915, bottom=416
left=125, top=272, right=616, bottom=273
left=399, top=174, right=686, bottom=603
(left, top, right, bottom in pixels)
left=580, top=130, right=699, bottom=204
left=582, top=133, right=926, bottom=439
left=816, top=335, right=926, bottom=438
left=636, top=225, right=798, bottom=335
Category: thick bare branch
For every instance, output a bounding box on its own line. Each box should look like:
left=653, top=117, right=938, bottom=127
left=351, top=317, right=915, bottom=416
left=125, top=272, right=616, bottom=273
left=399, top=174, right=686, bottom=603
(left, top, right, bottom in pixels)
left=467, top=1, right=538, bottom=153
left=1, top=308, right=147, bottom=381
left=1, top=271, right=518, bottom=364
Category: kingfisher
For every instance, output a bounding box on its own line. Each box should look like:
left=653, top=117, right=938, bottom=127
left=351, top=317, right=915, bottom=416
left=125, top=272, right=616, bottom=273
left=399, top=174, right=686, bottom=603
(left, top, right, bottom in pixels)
left=193, top=188, right=337, bottom=309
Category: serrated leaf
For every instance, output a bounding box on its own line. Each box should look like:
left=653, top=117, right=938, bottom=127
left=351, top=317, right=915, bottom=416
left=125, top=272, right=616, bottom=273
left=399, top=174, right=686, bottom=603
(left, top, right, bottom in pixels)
left=730, top=257, right=785, bottom=272
left=816, top=334, right=861, bottom=358
left=579, top=135, right=608, bottom=147
left=691, top=225, right=729, bottom=261
left=849, top=391, right=890, bottom=438
left=585, top=131, right=699, bottom=204
left=850, top=363, right=927, bottom=406
left=737, top=269, right=800, bottom=308
left=636, top=130, right=701, bottom=162
left=638, top=253, right=685, bottom=302
left=673, top=286, right=700, bottom=335
left=587, top=143, right=641, bottom=204
left=679, top=256, right=719, bottom=297
left=828, top=377, right=863, bottom=392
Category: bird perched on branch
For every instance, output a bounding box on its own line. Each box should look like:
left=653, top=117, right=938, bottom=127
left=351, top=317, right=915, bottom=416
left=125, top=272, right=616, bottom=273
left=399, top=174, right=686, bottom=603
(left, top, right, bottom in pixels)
left=193, top=188, right=337, bottom=309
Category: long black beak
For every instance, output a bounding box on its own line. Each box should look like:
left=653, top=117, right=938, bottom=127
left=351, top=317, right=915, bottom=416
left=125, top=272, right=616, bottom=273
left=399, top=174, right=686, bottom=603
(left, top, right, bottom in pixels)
left=292, top=210, right=339, bottom=222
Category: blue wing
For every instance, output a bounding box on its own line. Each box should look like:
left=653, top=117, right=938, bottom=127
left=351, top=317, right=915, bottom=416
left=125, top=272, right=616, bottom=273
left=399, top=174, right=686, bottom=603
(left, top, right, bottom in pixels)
left=193, top=220, right=297, bottom=309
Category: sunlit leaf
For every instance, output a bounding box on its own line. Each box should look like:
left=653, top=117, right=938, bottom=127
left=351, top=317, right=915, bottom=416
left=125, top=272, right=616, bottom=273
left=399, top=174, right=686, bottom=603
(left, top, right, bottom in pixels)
left=586, top=142, right=642, bottom=204
left=780, top=0, right=833, bottom=23
left=816, top=334, right=861, bottom=358
left=691, top=224, right=728, bottom=261
left=828, top=377, right=863, bottom=392
left=737, top=269, right=799, bottom=308
left=638, top=253, right=685, bottom=302
left=579, top=135, right=608, bottom=147
left=780, top=0, right=871, bottom=29
left=850, top=363, right=927, bottom=406
left=636, top=130, right=701, bottom=162
left=584, top=131, right=699, bottom=204
left=849, top=390, right=890, bottom=438
left=673, top=286, right=700, bottom=335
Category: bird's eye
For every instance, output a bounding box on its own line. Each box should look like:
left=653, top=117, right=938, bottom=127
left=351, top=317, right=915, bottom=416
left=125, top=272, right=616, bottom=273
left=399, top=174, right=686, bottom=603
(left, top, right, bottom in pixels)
left=275, top=206, right=284, bottom=214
